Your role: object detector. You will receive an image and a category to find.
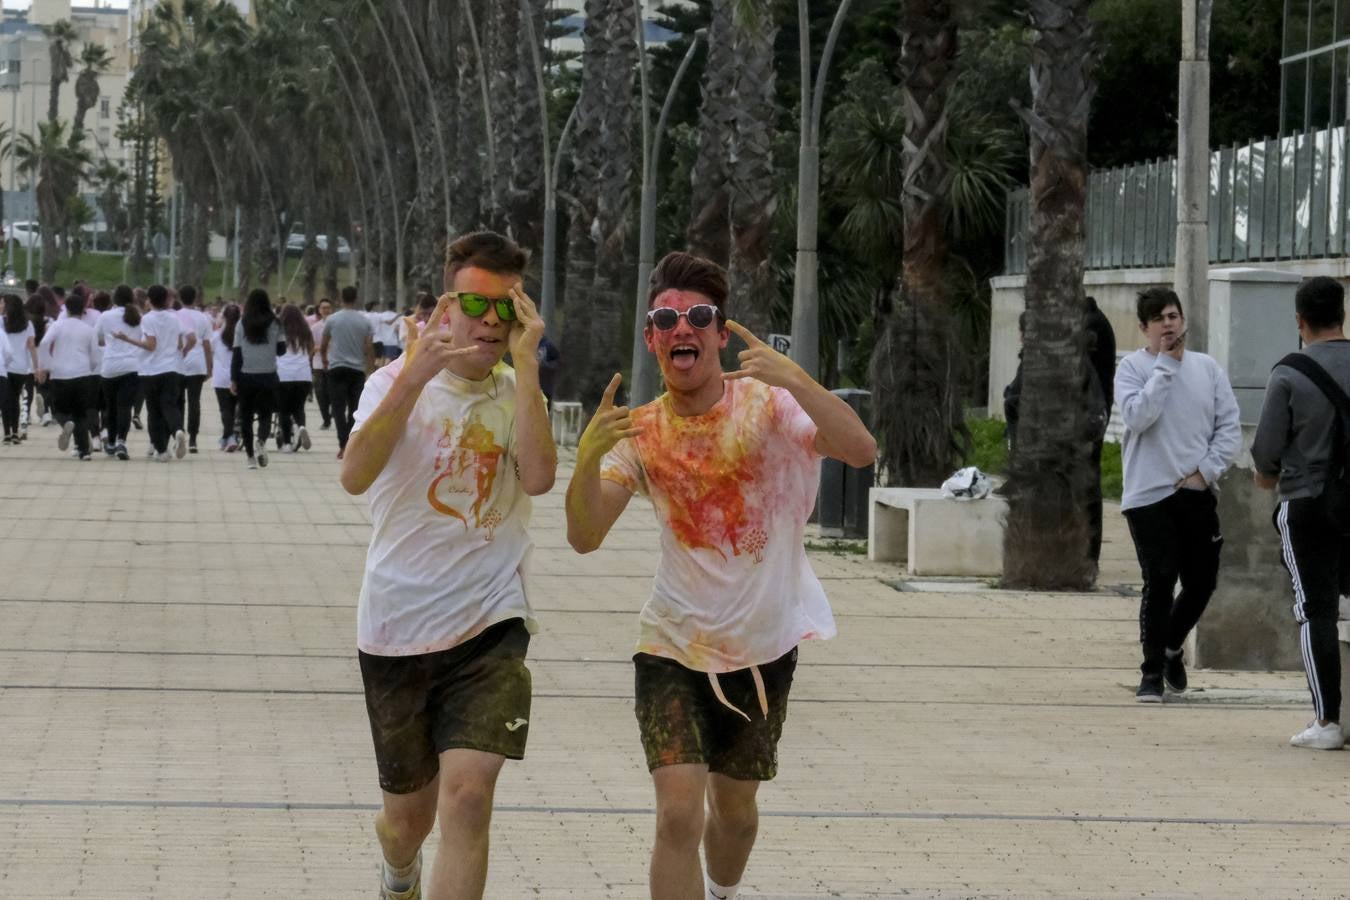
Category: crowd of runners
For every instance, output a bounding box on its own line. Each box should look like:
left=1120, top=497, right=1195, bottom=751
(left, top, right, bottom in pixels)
left=0, top=275, right=432, bottom=467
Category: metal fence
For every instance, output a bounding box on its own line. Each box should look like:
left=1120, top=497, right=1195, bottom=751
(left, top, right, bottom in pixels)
left=1004, top=125, right=1350, bottom=275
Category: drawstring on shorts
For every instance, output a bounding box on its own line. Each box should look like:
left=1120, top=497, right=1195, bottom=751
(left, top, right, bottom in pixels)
left=707, top=665, right=769, bottom=723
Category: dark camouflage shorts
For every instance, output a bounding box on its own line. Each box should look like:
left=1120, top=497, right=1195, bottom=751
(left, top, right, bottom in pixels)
left=358, top=618, right=532, bottom=794
left=633, top=647, right=797, bottom=781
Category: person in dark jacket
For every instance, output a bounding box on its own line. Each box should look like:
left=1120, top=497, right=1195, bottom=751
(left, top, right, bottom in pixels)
left=1084, top=296, right=1117, bottom=566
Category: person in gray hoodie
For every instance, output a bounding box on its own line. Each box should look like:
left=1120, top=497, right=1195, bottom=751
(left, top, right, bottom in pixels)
left=1251, top=275, right=1350, bottom=750
left=1115, top=287, right=1241, bottom=703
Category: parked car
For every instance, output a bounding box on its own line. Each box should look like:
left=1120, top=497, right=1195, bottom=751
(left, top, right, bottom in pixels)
left=284, top=233, right=351, bottom=263
left=6, top=221, right=39, bottom=249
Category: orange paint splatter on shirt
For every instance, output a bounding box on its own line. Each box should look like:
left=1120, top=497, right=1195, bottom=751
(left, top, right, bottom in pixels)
left=426, top=413, right=504, bottom=530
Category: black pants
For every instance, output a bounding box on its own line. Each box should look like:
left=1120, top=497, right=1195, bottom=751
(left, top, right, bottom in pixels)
left=178, top=374, right=207, bottom=442
left=101, top=372, right=138, bottom=444
left=140, top=372, right=182, bottom=454
left=312, top=369, right=331, bottom=425
left=215, top=387, right=237, bottom=442
left=50, top=375, right=98, bottom=456
left=1275, top=498, right=1349, bottom=723
left=1088, top=438, right=1105, bottom=565
left=328, top=366, right=365, bottom=451
left=3, top=372, right=30, bottom=436
left=237, top=372, right=279, bottom=457
left=277, top=380, right=310, bottom=445
left=35, top=378, right=52, bottom=419
left=1123, top=489, right=1223, bottom=677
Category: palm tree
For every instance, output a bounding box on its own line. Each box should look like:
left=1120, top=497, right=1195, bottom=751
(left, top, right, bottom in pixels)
left=558, top=0, right=638, bottom=404
left=42, top=19, right=77, bottom=125
left=725, top=0, right=778, bottom=341
left=869, top=0, right=963, bottom=488
left=1001, top=0, right=1099, bottom=590
left=685, top=0, right=735, bottom=266
left=90, top=159, right=129, bottom=247
left=13, top=120, right=92, bottom=282
left=72, top=43, right=112, bottom=136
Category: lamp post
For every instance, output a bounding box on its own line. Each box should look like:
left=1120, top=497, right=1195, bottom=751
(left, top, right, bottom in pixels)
left=789, top=0, right=856, bottom=381
left=629, top=26, right=704, bottom=405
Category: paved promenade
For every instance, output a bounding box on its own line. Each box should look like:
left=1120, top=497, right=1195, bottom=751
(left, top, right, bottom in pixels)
left=0, top=405, right=1346, bottom=899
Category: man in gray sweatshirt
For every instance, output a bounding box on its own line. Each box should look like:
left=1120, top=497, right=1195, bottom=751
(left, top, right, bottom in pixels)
left=1115, top=287, right=1241, bottom=702
left=1251, top=275, right=1350, bottom=750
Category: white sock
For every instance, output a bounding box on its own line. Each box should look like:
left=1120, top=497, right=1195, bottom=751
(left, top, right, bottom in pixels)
left=383, top=854, right=420, bottom=893
left=705, top=872, right=740, bottom=900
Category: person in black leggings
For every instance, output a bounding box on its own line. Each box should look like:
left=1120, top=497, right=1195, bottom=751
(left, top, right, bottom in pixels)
left=113, top=284, right=186, bottom=461
left=3, top=294, right=37, bottom=443
left=276, top=303, right=314, bottom=451
left=96, top=285, right=142, bottom=460
left=213, top=304, right=241, bottom=451
left=231, top=288, right=285, bottom=469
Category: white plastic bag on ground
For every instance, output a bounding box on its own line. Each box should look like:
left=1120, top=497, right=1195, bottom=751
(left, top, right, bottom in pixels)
left=941, top=466, right=993, bottom=501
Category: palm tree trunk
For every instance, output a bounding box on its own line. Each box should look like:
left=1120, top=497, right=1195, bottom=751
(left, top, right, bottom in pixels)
left=685, top=0, right=735, bottom=267
left=559, top=0, right=637, bottom=404
left=726, top=1, right=778, bottom=342
left=869, top=0, right=963, bottom=488
left=1001, top=0, right=1099, bottom=590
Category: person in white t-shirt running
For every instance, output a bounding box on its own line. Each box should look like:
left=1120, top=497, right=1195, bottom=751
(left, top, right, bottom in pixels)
left=340, top=231, right=557, bottom=900
left=565, top=252, right=877, bottom=900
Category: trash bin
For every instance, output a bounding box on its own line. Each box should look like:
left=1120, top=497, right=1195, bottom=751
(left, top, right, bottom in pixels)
left=818, top=389, right=873, bottom=538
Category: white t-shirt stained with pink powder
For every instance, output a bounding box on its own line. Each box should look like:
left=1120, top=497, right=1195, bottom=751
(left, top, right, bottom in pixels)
left=601, top=378, right=836, bottom=674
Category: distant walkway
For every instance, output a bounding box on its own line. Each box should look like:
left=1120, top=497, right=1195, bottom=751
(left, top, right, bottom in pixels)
left=0, top=405, right=1338, bottom=898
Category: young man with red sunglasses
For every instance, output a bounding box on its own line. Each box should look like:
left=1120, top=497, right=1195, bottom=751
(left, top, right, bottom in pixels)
left=565, top=251, right=876, bottom=900
left=340, top=231, right=557, bottom=900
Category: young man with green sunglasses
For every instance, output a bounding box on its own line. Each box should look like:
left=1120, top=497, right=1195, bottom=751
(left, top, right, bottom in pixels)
left=339, top=230, right=557, bottom=900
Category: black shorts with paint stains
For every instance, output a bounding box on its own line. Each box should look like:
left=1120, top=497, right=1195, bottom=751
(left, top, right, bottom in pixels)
left=358, top=618, right=532, bottom=795
left=633, top=647, right=797, bottom=781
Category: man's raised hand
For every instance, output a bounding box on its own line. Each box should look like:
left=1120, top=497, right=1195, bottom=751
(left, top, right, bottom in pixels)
left=507, top=283, right=545, bottom=365
left=578, top=373, right=644, bottom=462
left=722, top=320, right=805, bottom=389
left=402, top=293, right=474, bottom=386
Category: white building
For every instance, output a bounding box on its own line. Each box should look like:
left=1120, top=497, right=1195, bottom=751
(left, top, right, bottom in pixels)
left=0, top=0, right=131, bottom=194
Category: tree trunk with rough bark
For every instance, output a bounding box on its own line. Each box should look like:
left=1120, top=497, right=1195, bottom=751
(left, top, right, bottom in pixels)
left=685, top=0, right=735, bottom=266
left=726, top=1, right=778, bottom=342
left=870, top=0, right=964, bottom=488
left=1002, top=0, right=1099, bottom=590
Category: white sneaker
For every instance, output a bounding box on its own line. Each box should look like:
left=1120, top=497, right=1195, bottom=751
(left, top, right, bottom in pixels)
left=34, top=394, right=45, bottom=417
left=246, top=456, right=258, bottom=470
left=40, top=412, right=52, bottom=427
left=1290, top=720, right=1345, bottom=750
left=173, top=429, right=187, bottom=459
left=297, top=426, right=311, bottom=451
left=155, top=451, right=171, bottom=463
left=57, top=420, right=74, bottom=451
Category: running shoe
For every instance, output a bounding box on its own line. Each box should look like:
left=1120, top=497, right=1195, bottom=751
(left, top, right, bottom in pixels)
left=283, top=443, right=299, bottom=454
left=57, top=421, right=74, bottom=451
left=41, top=412, right=53, bottom=427
left=155, top=451, right=171, bottom=463
left=1290, top=720, right=1344, bottom=749
left=257, top=444, right=269, bottom=468
left=246, top=456, right=257, bottom=470
left=174, top=429, right=187, bottom=459
left=378, top=854, right=422, bottom=900
left=1135, top=674, right=1164, bottom=703
left=78, top=452, right=91, bottom=461
left=297, top=426, right=311, bottom=451
left=103, top=442, right=117, bottom=457
left=225, top=437, right=239, bottom=453
left=189, top=439, right=198, bottom=454
left=115, top=442, right=129, bottom=461
left=33, top=393, right=44, bottom=417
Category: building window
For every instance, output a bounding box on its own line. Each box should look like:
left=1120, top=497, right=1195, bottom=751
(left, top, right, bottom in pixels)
left=99, top=98, right=110, bottom=119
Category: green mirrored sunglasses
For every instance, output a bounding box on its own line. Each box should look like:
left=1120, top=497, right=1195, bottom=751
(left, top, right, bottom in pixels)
left=445, top=291, right=516, bottom=322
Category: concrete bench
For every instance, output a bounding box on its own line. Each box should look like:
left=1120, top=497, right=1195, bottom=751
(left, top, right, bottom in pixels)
left=551, top=401, right=583, bottom=447
left=868, top=487, right=1007, bottom=576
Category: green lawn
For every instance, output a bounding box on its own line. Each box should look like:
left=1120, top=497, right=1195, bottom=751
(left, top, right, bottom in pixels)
left=966, top=416, right=1123, bottom=501
left=1, top=248, right=347, bottom=300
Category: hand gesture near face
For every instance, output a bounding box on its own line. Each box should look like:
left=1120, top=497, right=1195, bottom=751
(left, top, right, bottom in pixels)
left=401, top=293, right=476, bottom=387
left=722, top=320, right=805, bottom=389
left=578, top=373, right=644, bottom=462
left=507, top=284, right=545, bottom=365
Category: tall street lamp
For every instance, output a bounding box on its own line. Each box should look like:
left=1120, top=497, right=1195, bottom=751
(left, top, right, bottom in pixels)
left=629, top=24, right=704, bottom=405
left=789, top=0, right=856, bottom=381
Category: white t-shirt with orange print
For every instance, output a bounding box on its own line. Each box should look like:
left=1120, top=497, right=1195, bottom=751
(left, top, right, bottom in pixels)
left=351, top=355, right=537, bottom=656
left=601, top=378, right=837, bottom=674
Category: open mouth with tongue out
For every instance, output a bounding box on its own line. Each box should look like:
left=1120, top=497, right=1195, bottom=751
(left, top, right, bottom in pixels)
left=669, top=343, right=700, bottom=371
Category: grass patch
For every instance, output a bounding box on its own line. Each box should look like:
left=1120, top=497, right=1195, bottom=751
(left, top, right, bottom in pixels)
left=965, top=416, right=1122, bottom=501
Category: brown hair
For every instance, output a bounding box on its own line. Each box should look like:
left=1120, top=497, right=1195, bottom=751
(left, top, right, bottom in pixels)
left=444, top=231, right=529, bottom=279
left=647, top=251, right=728, bottom=313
